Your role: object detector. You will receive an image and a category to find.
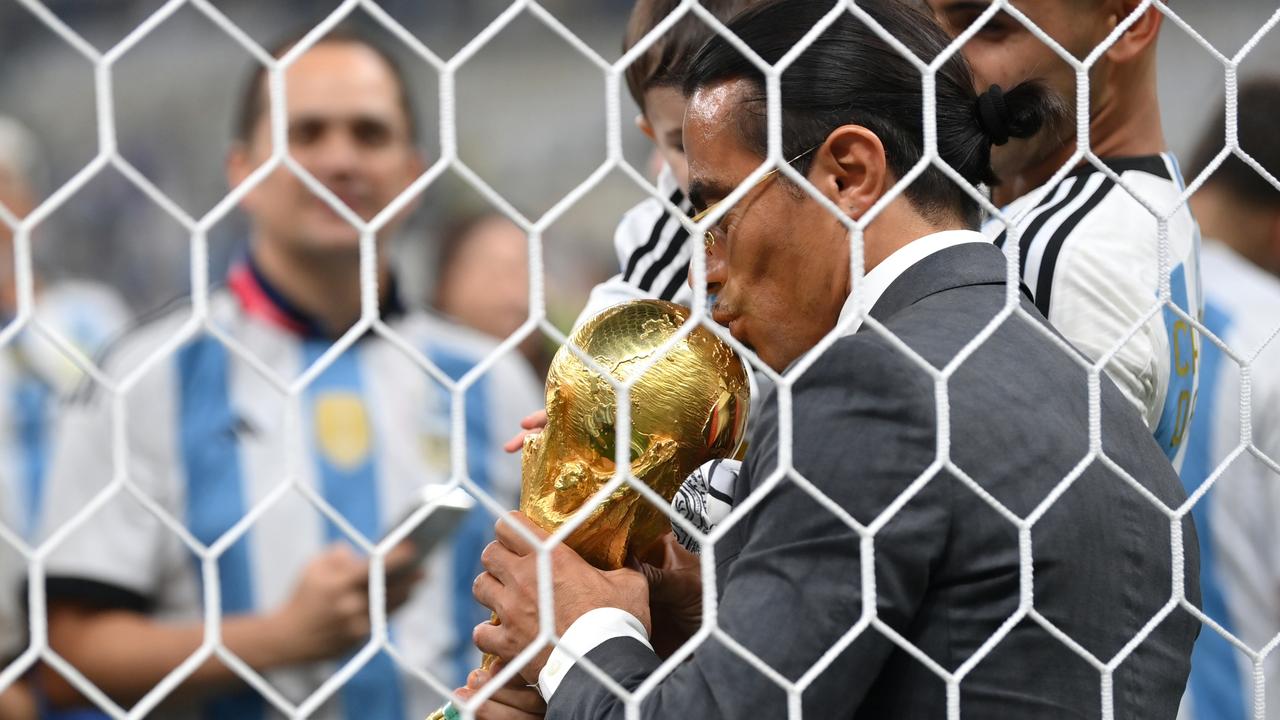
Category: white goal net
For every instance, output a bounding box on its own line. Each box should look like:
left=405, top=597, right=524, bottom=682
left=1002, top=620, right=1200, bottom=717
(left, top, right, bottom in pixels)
left=1, top=1, right=1278, bottom=719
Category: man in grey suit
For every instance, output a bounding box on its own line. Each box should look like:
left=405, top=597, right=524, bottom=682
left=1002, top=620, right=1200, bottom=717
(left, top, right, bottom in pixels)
left=464, top=1, right=1200, bottom=718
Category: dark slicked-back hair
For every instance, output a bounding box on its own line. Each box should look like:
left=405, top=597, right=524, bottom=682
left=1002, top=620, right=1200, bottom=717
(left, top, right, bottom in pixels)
left=624, top=0, right=759, bottom=111
left=233, top=25, right=419, bottom=146
left=1189, top=77, right=1280, bottom=208
left=684, top=0, right=1054, bottom=227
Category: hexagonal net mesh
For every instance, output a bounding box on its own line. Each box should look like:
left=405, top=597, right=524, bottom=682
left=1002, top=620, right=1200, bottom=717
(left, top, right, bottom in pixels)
left=1, top=1, right=1279, bottom=719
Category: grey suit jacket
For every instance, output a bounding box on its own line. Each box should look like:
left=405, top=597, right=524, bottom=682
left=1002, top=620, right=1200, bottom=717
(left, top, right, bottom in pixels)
left=549, top=242, right=1200, bottom=719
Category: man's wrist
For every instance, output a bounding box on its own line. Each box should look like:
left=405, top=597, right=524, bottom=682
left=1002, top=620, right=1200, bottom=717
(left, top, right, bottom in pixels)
left=537, top=607, right=652, bottom=701
left=229, top=607, right=303, bottom=670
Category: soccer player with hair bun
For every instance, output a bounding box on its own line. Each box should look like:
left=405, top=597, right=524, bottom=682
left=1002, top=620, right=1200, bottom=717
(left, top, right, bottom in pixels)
left=929, top=0, right=1203, bottom=468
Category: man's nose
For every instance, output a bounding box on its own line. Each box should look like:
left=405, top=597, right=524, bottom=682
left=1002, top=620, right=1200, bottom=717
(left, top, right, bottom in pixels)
left=307, top=130, right=361, bottom=178
left=689, top=232, right=727, bottom=298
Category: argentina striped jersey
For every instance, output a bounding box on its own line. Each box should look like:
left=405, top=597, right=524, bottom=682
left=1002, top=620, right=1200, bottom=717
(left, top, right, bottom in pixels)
left=984, top=154, right=1203, bottom=469
left=0, top=281, right=129, bottom=662
left=38, top=262, right=541, bottom=720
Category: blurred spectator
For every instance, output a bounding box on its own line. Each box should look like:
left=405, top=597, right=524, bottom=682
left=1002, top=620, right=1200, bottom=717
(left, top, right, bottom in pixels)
left=36, top=28, right=539, bottom=719
left=433, top=213, right=550, bottom=376
left=0, top=116, right=130, bottom=720
left=0, top=110, right=39, bottom=720
left=1178, top=76, right=1280, bottom=720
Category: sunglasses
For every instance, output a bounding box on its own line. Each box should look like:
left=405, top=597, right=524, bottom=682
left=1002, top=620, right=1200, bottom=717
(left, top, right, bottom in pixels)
left=690, top=144, right=821, bottom=251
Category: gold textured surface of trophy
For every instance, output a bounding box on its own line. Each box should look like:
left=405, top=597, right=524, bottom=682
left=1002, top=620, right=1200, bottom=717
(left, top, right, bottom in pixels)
left=429, top=299, right=750, bottom=720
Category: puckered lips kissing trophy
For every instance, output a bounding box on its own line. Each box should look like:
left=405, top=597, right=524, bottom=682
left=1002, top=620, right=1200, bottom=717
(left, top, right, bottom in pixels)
left=429, top=299, right=751, bottom=720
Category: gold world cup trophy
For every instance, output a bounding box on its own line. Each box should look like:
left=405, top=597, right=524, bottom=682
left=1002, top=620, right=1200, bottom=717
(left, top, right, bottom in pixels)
left=429, top=299, right=750, bottom=720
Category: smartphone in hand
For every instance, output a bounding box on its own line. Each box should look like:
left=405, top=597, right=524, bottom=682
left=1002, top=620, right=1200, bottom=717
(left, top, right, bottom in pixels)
left=386, top=486, right=475, bottom=582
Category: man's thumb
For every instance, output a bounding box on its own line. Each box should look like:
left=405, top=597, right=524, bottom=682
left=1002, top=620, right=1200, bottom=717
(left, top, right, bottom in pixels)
left=628, top=558, right=665, bottom=596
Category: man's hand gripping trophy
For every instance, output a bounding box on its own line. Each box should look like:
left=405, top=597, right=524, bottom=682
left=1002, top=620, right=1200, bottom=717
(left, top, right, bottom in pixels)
left=429, top=300, right=750, bottom=719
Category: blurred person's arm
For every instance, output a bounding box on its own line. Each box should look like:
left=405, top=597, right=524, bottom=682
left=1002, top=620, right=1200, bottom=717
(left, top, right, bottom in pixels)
left=42, top=542, right=422, bottom=708
left=43, top=604, right=297, bottom=708
left=35, top=351, right=200, bottom=707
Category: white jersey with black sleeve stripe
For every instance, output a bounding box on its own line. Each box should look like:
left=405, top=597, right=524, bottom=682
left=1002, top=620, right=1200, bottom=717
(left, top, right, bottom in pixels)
left=983, top=154, right=1203, bottom=470
left=575, top=164, right=695, bottom=329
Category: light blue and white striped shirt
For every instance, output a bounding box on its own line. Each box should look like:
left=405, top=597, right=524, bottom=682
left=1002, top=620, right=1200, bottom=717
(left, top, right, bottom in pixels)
left=0, top=281, right=129, bottom=661
left=39, top=262, right=541, bottom=720
left=1179, top=240, right=1280, bottom=720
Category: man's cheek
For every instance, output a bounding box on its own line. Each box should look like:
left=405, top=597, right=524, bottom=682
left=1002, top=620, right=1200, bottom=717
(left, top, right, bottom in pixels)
left=741, top=234, right=776, bottom=281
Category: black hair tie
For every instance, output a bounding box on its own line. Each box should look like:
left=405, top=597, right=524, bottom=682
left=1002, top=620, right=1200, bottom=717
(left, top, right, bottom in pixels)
left=976, top=84, right=1011, bottom=146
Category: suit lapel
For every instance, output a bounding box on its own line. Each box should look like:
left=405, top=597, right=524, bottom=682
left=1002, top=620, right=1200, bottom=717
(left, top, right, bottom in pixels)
left=865, top=242, right=1008, bottom=327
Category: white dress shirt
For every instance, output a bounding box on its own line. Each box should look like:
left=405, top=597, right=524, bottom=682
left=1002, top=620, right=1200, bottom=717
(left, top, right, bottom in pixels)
left=835, top=229, right=989, bottom=336
left=536, top=229, right=990, bottom=701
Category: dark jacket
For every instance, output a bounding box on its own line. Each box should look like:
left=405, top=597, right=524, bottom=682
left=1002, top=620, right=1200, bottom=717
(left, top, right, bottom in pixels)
left=550, top=242, right=1199, bottom=719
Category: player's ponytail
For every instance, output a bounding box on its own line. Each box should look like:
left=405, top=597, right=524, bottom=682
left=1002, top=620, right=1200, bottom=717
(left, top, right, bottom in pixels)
left=954, top=81, right=1058, bottom=187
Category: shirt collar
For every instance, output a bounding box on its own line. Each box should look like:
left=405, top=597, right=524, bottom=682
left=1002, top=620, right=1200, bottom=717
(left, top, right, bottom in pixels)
left=228, top=254, right=406, bottom=339
left=836, top=229, right=988, bottom=336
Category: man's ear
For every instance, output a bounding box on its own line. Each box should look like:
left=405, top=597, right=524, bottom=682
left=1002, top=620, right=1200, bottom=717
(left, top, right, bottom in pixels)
left=408, top=147, right=426, bottom=181
left=636, top=113, right=657, bottom=143
left=397, top=148, right=428, bottom=215
left=0, top=177, right=34, bottom=220
left=1105, top=0, right=1161, bottom=63
left=810, top=125, right=887, bottom=221
left=226, top=142, right=262, bottom=214
left=226, top=142, right=253, bottom=191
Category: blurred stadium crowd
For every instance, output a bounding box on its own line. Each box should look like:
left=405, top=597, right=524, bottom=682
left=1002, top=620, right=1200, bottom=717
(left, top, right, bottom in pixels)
left=0, top=0, right=1278, bottom=719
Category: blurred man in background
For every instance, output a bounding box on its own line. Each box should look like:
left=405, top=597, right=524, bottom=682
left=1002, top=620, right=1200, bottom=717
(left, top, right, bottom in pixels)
left=1178, top=76, right=1280, bottom=720
left=0, top=109, right=42, bottom=720
left=432, top=213, right=550, bottom=376
left=929, top=0, right=1202, bottom=467
left=37, top=29, right=539, bottom=719
left=0, top=116, right=131, bottom=720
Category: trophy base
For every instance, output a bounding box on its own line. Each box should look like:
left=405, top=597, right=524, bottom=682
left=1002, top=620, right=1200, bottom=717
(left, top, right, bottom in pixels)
left=425, top=702, right=461, bottom=720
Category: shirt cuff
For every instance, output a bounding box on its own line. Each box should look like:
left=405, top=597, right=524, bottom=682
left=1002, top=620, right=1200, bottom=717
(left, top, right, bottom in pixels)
left=537, top=607, right=652, bottom=701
